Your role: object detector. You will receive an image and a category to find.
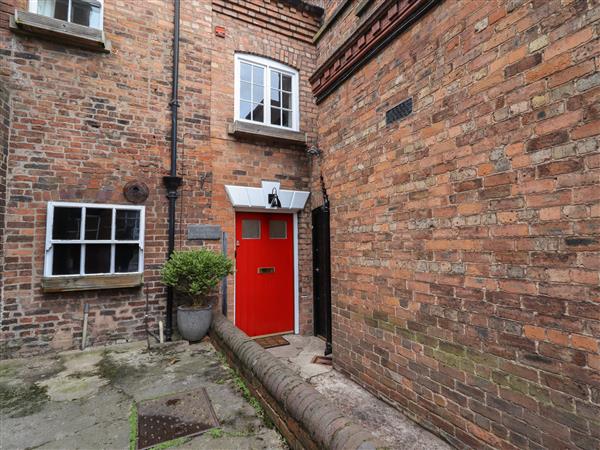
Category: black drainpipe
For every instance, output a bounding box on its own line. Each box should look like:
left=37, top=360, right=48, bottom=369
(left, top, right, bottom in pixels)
left=162, top=0, right=182, bottom=341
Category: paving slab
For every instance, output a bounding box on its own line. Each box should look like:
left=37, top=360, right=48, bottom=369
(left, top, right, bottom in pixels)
left=269, top=334, right=453, bottom=450
left=0, top=341, right=285, bottom=450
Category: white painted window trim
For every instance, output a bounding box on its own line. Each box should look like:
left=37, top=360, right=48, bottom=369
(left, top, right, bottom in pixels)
left=29, top=0, right=104, bottom=30
left=44, top=201, right=145, bottom=277
left=234, top=54, right=300, bottom=132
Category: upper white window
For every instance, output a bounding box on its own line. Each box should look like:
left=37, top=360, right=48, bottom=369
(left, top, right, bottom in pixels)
left=234, top=54, right=300, bottom=131
left=44, top=202, right=144, bottom=277
left=29, top=0, right=103, bottom=29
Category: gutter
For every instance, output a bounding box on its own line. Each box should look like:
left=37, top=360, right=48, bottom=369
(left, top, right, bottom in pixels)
left=162, top=0, right=183, bottom=341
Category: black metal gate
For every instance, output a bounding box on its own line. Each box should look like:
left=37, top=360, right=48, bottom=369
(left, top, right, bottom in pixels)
left=312, top=205, right=332, bottom=355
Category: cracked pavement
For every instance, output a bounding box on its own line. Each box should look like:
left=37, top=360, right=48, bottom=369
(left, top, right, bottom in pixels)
left=268, top=335, right=452, bottom=450
left=0, top=341, right=285, bottom=450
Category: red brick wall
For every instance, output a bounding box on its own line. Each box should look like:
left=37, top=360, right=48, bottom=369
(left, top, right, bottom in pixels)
left=315, top=0, right=386, bottom=66
left=0, top=0, right=214, bottom=356
left=0, top=82, right=9, bottom=301
left=210, top=1, right=319, bottom=334
left=315, top=0, right=600, bottom=448
left=1, top=0, right=320, bottom=356
left=0, top=0, right=13, bottom=28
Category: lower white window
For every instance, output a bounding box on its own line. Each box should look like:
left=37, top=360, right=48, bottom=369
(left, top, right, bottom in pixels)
left=29, top=0, right=103, bottom=29
left=44, top=202, right=144, bottom=277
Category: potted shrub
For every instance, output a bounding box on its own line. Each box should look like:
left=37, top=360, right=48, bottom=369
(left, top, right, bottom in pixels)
left=161, top=249, right=233, bottom=342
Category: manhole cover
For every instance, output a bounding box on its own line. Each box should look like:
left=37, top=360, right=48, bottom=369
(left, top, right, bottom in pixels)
left=137, top=388, right=219, bottom=450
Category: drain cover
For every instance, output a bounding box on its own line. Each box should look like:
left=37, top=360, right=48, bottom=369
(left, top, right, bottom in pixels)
left=137, top=388, right=219, bottom=450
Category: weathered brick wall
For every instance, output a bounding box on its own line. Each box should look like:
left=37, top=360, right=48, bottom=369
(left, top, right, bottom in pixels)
left=0, top=0, right=214, bottom=356
left=315, top=0, right=600, bottom=449
left=0, top=77, right=9, bottom=305
left=1, top=0, right=320, bottom=356
left=0, top=0, right=13, bottom=28
left=210, top=1, right=320, bottom=333
left=210, top=313, right=384, bottom=450
left=315, top=0, right=386, bottom=66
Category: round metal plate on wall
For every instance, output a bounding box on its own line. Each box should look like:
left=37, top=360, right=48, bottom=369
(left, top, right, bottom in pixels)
left=123, top=181, right=149, bottom=204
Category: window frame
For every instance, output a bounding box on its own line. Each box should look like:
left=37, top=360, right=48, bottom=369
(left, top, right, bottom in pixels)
left=269, top=219, right=287, bottom=239
left=28, top=0, right=104, bottom=30
left=44, top=201, right=145, bottom=277
left=234, top=54, right=300, bottom=132
left=241, top=219, right=261, bottom=240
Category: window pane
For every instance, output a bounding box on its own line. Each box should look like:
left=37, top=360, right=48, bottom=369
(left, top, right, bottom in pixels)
left=282, top=74, right=292, bottom=92
left=240, top=101, right=252, bottom=120
left=252, top=104, right=264, bottom=122
left=271, top=107, right=281, bottom=126
left=253, top=84, right=264, bottom=104
left=37, top=0, right=69, bottom=21
left=240, top=63, right=252, bottom=82
left=253, top=66, right=264, bottom=86
left=240, top=81, right=252, bottom=101
left=271, top=89, right=281, bottom=107
left=271, top=71, right=280, bottom=90
left=115, top=210, right=140, bottom=240
left=282, top=110, right=291, bottom=128
left=282, top=92, right=291, bottom=109
left=85, top=244, right=111, bottom=274
left=269, top=220, right=287, bottom=239
left=52, top=244, right=81, bottom=275
left=85, top=208, right=112, bottom=240
left=52, top=207, right=81, bottom=240
left=115, top=244, right=139, bottom=272
left=71, top=0, right=101, bottom=28
left=242, top=220, right=260, bottom=239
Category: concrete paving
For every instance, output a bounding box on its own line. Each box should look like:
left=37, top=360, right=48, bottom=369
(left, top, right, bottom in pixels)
left=0, top=341, right=284, bottom=450
left=268, top=334, right=453, bottom=450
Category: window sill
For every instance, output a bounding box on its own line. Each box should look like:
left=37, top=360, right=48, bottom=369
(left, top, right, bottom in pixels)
left=42, top=273, right=143, bottom=293
left=10, top=9, right=111, bottom=53
left=228, top=120, right=307, bottom=146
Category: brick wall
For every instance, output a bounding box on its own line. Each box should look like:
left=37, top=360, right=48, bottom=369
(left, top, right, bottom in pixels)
left=0, top=80, right=9, bottom=309
left=210, top=313, right=384, bottom=450
left=315, top=0, right=386, bottom=66
left=0, top=0, right=13, bottom=28
left=315, top=0, right=600, bottom=449
left=1, top=0, right=320, bottom=356
left=0, top=0, right=214, bottom=356
left=209, top=2, right=320, bottom=334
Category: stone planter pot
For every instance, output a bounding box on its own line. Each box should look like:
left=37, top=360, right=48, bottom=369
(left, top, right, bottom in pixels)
left=177, top=305, right=212, bottom=342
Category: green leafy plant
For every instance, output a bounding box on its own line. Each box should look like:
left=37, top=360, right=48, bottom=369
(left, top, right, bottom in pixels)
left=161, top=249, right=233, bottom=308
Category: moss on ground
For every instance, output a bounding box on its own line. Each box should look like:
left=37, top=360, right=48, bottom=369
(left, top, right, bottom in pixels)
left=215, top=351, right=274, bottom=430
left=129, top=402, right=138, bottom=450
left=97, top=351, right=138, bottom=384
left=0, top=382, right=49, bottom=418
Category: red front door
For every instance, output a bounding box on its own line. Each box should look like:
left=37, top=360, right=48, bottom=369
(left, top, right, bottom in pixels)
left=235, top=212, right=294, bottom=337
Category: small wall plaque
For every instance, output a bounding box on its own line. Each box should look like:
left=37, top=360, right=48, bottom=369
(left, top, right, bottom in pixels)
left=188, top=224, right=222, bottom=240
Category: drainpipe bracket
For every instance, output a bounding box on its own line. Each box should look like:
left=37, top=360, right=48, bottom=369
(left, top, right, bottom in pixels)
left=163, top=175, right=183, bottom=193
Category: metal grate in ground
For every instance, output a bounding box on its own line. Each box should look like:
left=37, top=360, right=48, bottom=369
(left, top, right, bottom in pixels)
left=137, top=387, right=219, bottom=450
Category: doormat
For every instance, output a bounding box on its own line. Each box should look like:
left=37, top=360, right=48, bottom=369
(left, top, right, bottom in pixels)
left=137, top=387, right=219, bottom=450
left=311, top=355, right=332, bottom=366
left=254, top=335, right=290, bottom=349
